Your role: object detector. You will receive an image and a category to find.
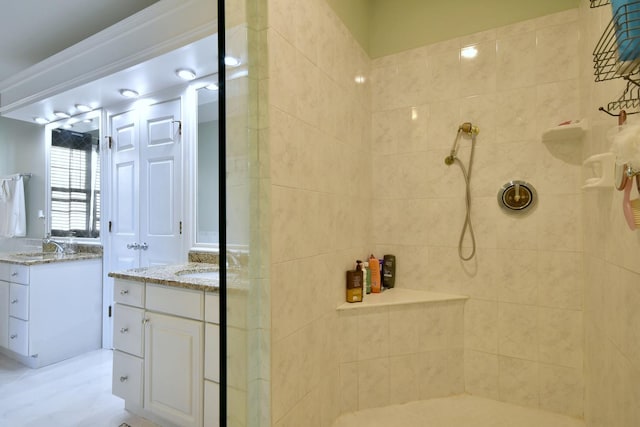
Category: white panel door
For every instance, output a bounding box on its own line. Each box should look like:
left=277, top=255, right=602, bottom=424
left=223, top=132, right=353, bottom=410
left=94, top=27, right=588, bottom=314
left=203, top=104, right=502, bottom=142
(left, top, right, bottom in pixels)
left=139, top=99, right=183, bottom=267
left=144, top=311, right=203, bottom=427
left=110, top=109, right=140, bottom=271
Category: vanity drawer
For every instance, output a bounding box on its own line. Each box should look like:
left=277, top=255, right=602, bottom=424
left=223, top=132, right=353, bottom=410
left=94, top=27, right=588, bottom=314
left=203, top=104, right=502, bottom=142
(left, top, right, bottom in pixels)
left=9, top=283, right=29, bottom=320
left=114, top=279, right=145, bottom=308
left=204, top=323, right=220, bottom=382
left=146, top=284, right=203, bottom=320
left=204, top=293, right=219, bottom=324
left=203, top=380, right=220, bottom=427
left=114, top=304, right=144, bottom=357
left=8, top=265, right=29, bottom=285
left=112, top=350, right=143, bottom=406
left=8, top=317, right=28, bottom=356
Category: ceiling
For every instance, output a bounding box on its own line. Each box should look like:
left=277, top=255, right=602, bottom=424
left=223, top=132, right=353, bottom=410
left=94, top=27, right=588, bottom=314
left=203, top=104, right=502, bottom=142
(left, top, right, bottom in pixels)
left=0, top=0, right=225, bottom=124
left=0, top=0, right=160, bottom=83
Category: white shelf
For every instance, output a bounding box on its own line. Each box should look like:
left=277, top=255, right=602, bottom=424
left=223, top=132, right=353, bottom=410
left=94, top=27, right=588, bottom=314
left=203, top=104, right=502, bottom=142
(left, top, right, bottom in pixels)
left=542, top=119, right=588, bottom=142
left=336, top=288, right=468, bottom=311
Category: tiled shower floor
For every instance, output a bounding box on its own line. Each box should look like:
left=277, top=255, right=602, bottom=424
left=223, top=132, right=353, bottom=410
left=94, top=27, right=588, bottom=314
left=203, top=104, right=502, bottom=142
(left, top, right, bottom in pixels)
left=332, top=394, right=584, bottom=427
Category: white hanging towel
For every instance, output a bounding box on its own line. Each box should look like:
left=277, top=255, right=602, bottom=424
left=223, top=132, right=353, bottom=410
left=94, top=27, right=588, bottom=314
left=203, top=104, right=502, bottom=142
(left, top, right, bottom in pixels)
left=0, top=179, right=10, bottom=201
left=0, top=176, right=26, bottom=237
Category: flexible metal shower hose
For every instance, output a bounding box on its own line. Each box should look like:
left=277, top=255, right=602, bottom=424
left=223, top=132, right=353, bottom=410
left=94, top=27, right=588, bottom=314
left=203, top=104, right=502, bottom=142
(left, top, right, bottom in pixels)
left=453, top=135, right=477, bottom=261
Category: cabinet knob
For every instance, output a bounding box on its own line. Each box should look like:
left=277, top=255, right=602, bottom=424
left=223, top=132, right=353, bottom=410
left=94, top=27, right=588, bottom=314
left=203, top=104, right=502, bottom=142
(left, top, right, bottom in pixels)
left=140, top=242, right=149, bottom=251
left=120, top=376, right=128, bottom=383
left=11, top=272, right=17, bottom=277
left=126, top=243, right=140, bottom=250
left=143, top=318, right=150, bottom=325
left=120, top=289, right=129, bottom=295
left=120, top=327, right=129, bottom=334
left=10, top=299, right=18, bottom=304
left=10, top=334, right=17, bottom=339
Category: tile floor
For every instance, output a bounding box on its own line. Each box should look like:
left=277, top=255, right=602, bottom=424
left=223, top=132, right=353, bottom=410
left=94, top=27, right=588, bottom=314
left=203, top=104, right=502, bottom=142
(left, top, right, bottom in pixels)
left=0, top=349, right=158, bottom=427
left=1, top=349, right=586, bottom=427
left=332, top=394, right=585, bottom=427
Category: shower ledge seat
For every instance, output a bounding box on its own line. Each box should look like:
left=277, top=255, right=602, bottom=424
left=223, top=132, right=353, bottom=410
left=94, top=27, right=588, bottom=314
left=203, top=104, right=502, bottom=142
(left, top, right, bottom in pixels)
left=336, top=288, right=467, bottom=311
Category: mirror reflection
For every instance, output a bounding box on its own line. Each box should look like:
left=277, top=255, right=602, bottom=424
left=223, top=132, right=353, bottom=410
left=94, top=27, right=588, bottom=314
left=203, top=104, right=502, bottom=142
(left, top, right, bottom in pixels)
left=47, top=113, right=101, bottom=238
left=196, top=86, right=219, bottom=245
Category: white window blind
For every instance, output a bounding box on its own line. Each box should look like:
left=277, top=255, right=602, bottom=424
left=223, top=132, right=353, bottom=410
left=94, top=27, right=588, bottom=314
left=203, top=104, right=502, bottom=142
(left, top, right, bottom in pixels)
left=51, top=129, right=100, bottom=238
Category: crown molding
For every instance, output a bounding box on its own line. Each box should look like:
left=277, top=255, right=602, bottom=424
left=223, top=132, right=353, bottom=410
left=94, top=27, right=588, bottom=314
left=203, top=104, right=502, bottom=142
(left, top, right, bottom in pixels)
left=0, top=0, right=216, bottom=115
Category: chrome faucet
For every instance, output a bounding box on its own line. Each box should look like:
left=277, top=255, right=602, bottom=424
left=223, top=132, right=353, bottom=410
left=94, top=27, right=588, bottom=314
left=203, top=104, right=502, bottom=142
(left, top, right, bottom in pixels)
left=43, top=236, right=66, bottom=254
left=226, top=251, right=241, bottom=270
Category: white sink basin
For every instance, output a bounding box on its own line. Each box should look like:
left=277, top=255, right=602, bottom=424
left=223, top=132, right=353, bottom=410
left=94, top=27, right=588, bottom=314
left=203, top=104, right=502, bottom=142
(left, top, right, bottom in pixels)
left=178, top=271, right=220, bottom=280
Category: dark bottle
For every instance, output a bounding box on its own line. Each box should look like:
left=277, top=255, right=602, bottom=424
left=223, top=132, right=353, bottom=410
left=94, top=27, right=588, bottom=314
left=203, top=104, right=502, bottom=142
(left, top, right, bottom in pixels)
left=382, top=255, right=396, bottom=289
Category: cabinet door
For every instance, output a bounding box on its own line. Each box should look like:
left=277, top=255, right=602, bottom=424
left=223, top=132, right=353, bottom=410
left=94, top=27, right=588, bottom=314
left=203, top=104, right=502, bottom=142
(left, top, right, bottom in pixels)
left=144, top=312, right=203, bottom=427
left=0, top=281, right=8, bottom=348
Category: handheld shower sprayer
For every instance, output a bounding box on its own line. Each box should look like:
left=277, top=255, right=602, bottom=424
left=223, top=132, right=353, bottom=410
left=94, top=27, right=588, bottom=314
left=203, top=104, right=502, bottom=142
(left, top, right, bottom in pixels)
left=444, top=122, right=479, bottom=165
left=443, top=121, right=480, bottom=261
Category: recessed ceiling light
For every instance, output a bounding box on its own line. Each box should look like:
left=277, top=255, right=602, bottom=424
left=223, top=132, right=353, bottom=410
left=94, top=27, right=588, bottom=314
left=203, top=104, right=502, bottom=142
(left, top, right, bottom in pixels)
left=461, top=45, right=478, bottom=59
left=75, top=104, right=92, bottom=112
left=176, top=69, right=197, bottom=80
left=54, top=111, right=70, bottom=118
left=224, top=56, right=241, bottom=67
left=34, top=117, right=49, bottom=125
left=354, top=75, right=366, bottom=84
left=119, top=89, right=139, bottom=98
left=205, top=83, right=219, bottom=91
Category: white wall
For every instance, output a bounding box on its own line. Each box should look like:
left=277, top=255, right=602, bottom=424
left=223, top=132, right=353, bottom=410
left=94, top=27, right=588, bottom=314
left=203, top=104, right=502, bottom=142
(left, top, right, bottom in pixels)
left=265, top=0, right=372, bottom=425
left=370, top=9, right=584, bottom=418
left=580, top=2, right=640, bottom=426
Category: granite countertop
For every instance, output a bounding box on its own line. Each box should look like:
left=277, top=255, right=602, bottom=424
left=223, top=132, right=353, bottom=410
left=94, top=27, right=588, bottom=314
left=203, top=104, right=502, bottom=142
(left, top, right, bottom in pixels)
left=108, top=263, right=245, bottom=293
left=0, top=251, right=102, bottom=266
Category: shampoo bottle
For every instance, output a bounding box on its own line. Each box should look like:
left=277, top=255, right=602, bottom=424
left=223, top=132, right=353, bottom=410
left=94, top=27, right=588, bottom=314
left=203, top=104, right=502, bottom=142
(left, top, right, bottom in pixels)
left=369, top=254, right=381, bottom=293
left=364, top=261, right=371, bottom=294
left=346, top=269, right=363, bottom=303
left=382, top=254, right=396, bottom=289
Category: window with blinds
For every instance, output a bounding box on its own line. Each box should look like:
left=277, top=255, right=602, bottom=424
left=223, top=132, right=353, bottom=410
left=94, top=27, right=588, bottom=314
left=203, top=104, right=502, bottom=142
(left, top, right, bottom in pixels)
left=50, top=129, right=100, bottom=238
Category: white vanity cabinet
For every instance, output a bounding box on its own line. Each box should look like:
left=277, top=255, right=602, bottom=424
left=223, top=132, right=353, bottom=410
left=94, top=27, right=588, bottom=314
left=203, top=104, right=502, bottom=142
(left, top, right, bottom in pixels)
left=0, top=259, right=102, bottom=368
left=113, top=279, right=214, bottom=427
left=203, top=293, right=220, bottom=427
left=0, top=278, right=8, bottom=348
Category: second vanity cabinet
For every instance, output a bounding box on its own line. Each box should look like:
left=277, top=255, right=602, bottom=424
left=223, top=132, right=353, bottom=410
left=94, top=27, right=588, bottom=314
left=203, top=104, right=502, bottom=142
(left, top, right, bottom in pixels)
left=0, top=259, right=102, bottom=368
left=113, top=278, right=220, bottom=427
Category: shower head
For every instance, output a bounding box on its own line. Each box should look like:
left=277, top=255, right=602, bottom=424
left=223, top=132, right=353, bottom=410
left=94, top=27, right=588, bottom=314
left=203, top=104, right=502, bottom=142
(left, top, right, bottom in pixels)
left=459, top=122, right=479, bottom=136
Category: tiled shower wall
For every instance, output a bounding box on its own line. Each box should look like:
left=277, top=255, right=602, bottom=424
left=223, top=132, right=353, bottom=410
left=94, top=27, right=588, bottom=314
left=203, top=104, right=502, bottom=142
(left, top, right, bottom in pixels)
left=580, top=2, right=640, bottom=426
left=370, top=10, right=584, bottom=418
left=264, top=0, right=371, bottom=425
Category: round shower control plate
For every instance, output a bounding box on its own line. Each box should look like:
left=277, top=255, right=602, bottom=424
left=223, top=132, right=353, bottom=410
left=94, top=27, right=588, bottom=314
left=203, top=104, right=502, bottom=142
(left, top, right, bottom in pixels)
left=498, top=181, right=537, bottom=213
